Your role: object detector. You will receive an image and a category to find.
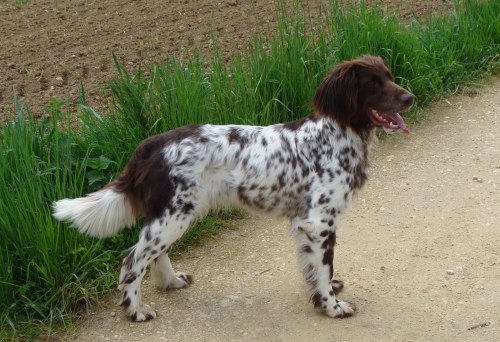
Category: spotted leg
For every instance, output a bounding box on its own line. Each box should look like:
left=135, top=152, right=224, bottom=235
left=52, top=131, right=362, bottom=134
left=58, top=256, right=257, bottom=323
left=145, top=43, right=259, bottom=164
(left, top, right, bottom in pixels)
left=150, top=250, right=193, bottom=290
left=118, top=212, right=195, bottom=322
left=293, top=216, right=355, bottom=318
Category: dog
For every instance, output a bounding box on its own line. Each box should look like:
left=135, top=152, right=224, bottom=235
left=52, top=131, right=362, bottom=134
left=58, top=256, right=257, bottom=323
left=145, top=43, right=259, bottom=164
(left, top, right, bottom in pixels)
left=53, top=55, right=414, bottom=321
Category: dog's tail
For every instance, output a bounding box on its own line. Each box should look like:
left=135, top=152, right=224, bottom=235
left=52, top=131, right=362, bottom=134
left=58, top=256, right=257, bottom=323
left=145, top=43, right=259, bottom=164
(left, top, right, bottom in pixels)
left=53, top=184, right=138, bottom=238
left=53, top=149, right=144, bottom=238
left=53, top=132, right=175, bottom=238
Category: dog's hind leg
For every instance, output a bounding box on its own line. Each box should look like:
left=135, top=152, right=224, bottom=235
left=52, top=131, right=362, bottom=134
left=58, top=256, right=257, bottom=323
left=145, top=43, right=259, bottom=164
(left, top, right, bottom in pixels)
left=117, top=211, right=197, bottom=321
left=150, top=251, right=193, bottom=290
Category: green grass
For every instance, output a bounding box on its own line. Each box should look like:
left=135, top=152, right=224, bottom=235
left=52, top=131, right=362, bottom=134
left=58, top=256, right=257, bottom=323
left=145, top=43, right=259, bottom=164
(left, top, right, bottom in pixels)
left=1, top=0, right=500, bottom=339
left=0, top=98, right=117, bottom=339
left=2, top=0, right=32, bottom=4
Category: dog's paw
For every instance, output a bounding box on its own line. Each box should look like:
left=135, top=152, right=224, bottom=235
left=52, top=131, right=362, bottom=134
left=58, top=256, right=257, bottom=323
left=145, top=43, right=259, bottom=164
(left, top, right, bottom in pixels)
left=322, top=299, right=356, bottom=318
left=165, top=272, right=193, bottom=289
left=331, top=279, right=344, bottom=295
left=153, top=271, right=193, bottom=290
left=176, top=272, right=193, bottom=287
left=130, top=304, right=157, bottom=322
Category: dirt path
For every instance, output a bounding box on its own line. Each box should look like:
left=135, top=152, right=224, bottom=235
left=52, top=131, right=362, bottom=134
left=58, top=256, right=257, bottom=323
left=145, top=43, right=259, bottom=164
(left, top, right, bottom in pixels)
left=71, top=80, right=500, bottom=341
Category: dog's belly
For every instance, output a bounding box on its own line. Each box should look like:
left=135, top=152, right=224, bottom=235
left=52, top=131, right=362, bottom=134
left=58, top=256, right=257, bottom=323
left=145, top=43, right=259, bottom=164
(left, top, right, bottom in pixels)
left=197, top=169, right=304, bottom=219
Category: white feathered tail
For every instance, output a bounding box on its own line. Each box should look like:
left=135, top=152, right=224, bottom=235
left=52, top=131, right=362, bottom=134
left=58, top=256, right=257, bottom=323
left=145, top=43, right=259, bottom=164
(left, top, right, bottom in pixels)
left=53, top=188, right=137, bottom=238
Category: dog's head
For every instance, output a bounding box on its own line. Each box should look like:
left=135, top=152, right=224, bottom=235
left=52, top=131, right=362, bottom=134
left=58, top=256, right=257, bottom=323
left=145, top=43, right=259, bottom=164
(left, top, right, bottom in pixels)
left=311, top=55, right=414, bottom=134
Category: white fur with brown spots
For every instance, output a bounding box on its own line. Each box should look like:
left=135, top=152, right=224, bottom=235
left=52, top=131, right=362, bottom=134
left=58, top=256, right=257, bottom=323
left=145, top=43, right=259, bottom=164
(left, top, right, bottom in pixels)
left=53, top=55, right=413, bottom=321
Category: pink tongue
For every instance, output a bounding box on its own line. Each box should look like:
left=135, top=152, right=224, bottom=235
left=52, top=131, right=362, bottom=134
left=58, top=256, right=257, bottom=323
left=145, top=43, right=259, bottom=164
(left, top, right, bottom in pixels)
left=391, top=114, right=410, bottom=134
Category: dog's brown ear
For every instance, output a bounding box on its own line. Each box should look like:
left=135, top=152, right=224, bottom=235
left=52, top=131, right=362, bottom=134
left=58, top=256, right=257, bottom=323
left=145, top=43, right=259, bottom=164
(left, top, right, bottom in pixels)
left=311, top=61, right=359, bottom=126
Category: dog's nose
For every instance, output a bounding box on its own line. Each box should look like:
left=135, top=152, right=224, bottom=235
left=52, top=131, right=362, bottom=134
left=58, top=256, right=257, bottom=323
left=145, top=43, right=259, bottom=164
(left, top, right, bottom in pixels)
left=401, top=93, right=414, bottom=107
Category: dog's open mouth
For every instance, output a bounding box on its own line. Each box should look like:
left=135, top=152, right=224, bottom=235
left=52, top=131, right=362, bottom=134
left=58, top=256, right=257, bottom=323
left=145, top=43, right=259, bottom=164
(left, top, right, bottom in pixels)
left=367, top=109, right=410, bottom=134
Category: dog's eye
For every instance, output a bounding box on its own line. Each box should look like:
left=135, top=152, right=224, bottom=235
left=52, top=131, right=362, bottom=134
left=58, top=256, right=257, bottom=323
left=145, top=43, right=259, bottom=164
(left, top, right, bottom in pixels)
left=370, top=80, right=379, bottom=87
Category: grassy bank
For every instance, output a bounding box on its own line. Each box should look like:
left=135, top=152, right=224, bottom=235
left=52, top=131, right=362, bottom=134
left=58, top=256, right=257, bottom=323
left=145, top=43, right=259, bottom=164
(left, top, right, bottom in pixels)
left=1, top=0, right=500, bottom=339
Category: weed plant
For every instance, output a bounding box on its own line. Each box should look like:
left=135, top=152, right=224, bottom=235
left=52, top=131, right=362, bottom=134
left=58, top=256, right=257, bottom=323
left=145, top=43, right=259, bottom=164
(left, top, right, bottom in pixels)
left=1, top=0, right=500, bottom=338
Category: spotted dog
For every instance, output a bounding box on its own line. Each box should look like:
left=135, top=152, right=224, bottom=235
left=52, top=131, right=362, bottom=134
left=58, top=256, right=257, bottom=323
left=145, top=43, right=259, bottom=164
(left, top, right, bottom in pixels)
left=53, top=55, right=414, bottom=321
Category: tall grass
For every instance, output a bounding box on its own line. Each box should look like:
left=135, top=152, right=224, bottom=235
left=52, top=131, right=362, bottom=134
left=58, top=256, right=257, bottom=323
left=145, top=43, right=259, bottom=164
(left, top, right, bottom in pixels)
left=1, top=0, right=500, bottom=338
left=0, top=98, right=119, bottom=338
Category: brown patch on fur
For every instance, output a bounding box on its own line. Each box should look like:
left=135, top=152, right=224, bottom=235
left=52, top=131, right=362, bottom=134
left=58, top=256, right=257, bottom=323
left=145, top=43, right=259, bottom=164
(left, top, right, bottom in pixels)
left=331, top=279, right=344, bottom=295
left=106, top=125, right=202, bottom=222
left=179, top=274, right=194, bottom=285
left=122, top=247, right=136, bottom=270
left=311, top=291, right=323, bottom=308
left=282, top=114, right=318, bottom=131
left=120, top=296, right=131, bottom=309
left=311, top=55, right=413, bottom=134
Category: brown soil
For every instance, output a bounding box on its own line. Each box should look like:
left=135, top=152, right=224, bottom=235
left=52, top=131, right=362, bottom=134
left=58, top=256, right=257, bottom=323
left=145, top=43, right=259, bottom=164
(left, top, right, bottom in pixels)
left=1, top=0, right=452, bottom=120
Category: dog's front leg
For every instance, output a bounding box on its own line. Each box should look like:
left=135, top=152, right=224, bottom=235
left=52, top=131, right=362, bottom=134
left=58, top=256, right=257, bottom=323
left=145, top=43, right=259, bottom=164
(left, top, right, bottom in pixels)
left=293, top=217, right=355, bottom=318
